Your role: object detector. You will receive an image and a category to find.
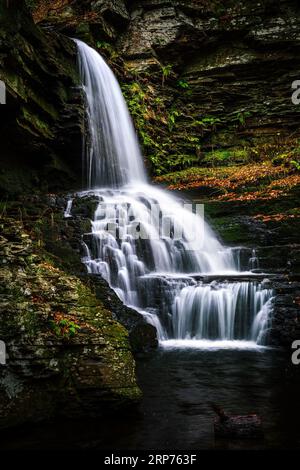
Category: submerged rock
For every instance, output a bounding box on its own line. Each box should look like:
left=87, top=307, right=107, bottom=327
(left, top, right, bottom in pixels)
left=212, top=404, right=263, bottom=440
left=214, top=413, right=263, bottom=440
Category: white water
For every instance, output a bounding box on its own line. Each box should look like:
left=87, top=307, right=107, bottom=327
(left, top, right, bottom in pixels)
left=64, top=198, right=73, bottom=218
left=76, top=39, right=146, bottom=188
left=171, top=282, right=273, bottom=342
left=160, top=340, right=268, bottom=351
left=74, top=40, right=274, bottom=349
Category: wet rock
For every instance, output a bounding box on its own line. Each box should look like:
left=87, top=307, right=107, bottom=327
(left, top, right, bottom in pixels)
left=71, top=195, right=100, bottom=219
left=0, top=216, right=141, bottom=430
left=34, top=0, right=130, bottom=41
left=4, top=194, right=158, bottom=354
left=270, top=287, right=300, bottom=347
left=0, top=2, right=84, bottom=197
left=212, top=404, right=263, bottom=439
left=214, top=413, right=263, bottom=439
left=87, top=274, right=158, bottom=353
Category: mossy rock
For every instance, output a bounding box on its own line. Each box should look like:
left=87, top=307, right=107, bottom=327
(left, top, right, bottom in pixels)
left=0, top=216, right=141, bottom=429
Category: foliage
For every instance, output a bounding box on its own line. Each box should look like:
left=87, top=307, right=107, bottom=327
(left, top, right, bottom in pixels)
left=220, top=173, right=300, bottom=202
left=50, top=315, right=80, bottom=339
left=177, top=79, right=189, bottom=89
left=155, top=162, right=295, bottom=201
left=122, top=81, right=165, bottom=173
left=191, top=116, right=222, bottom=134
left=232, top=110, right=252, bottom=126
left=291, top=159, right=300, bottom=171
left=203, top=149, right=231, bottom=164
left=96, top=41, right=119, bottom=60
left=161, top=64, right=173, bottom=86
left=168, top=109, right=180, bottom=131
left=121, top=82, right=155, bottom=149
left=259, top=139, right=300, bottom=172
left=253, top=208, right=300, bottom=223
left=25, top=0, right=38, bottom=12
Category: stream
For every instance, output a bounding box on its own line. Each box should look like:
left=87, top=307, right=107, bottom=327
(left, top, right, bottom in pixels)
left=1, top=347, right=299, bottom=450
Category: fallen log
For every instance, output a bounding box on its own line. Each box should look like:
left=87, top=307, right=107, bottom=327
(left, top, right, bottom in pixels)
left=211, top=403, right=263, bottom=439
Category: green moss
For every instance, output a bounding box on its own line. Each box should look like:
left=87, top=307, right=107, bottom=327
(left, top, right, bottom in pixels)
left=156, top=165, right=231, bottom=185
left=202, top=148, right=249, bottom=165
left=0, top=215, right=141, bottom=408
left=208, top=216, right=251, bottom=244
left=75, top=22, right=92, bottom=41
left=18, top=106, right=54, bottom=138
left=27, top=89, right=59, bottom=121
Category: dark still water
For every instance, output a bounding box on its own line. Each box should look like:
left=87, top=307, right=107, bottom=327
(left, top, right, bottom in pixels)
left=1, top=347, right=300, bottom=450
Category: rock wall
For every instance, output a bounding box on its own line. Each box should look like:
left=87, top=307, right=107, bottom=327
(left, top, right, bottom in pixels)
left=0, top=215, right=142, bottom=429
left=31, top=0, right=300, bottom=176
left=0, top=1, right=83, bottom=197
left=2, top=0, right=299, bottom=189
left=119, top=0, right=300, bottom=174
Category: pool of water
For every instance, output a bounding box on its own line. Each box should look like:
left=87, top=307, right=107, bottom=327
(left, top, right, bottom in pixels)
left=1, top=347, right=299, bottom=450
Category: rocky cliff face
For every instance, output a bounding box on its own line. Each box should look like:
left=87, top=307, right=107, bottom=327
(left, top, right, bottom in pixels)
left=31, top=0, right=300, bottom=175
left=0, top=1, right=83, bottom=197
left=0, top=215, right=141, bottom=429
left=0, top=188, right=158, bottom=428
left=119, top=0, right=300, bottom=174
left=3, top=0, right=300, bottom=187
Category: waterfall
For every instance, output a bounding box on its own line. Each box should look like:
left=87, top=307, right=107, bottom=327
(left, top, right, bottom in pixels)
left=73, top=40, right=274, bottom=349
left=76, top=39, right=146, bottom=188
left=171, top=282, right=273, bottom=342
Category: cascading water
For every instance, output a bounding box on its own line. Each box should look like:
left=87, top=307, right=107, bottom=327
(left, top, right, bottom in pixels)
left=73, top=39, right=274, bottom=348
left=171, top=282, right=272, bottom=342
left=76, top=39, right=146, bottom=188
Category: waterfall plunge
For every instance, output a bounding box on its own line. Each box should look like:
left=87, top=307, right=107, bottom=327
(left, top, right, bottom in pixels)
left=74, top=39, right=273, bottom=349
left=76, top=39, right=146, bottom=188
